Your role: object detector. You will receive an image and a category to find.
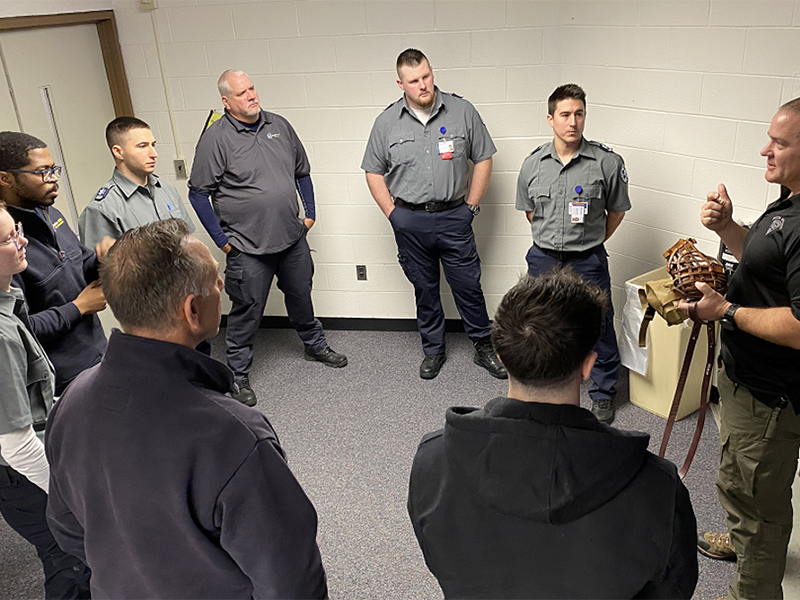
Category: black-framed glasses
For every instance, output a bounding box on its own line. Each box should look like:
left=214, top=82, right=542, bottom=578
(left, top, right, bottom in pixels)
left=7, top=166, right=62, bottom=183
left=1, top=222, right=24, bottom=251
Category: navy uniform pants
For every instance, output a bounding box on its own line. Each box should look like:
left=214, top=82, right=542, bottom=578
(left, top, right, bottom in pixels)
left=390, top=202, right=492, bottom=354
left=525, top=243, right=620, bottom=402
left=224, top=233, right=327, bottom=378
left=0, top=466, right=91, bottom=599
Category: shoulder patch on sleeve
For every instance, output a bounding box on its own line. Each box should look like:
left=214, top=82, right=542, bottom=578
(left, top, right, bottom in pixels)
left=620, top=165, right=629, bottom=184
left=94, top=186, right=111, bottom=201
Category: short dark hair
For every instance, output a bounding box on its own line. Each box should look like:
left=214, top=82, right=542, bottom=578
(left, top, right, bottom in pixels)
left=100, top=220, right=215, bottom=331
left=396, top=48, right=429, bottom=77
left=491, top=269, right=606, bottom=388
left=548, top=84, right=586, bottom=115
left=0, top=132, right=47, bottom=171
left=105, top=116, right=151, bottom=150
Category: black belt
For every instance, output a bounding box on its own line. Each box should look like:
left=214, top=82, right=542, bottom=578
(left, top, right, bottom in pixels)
left=534, top=243, right=599, bottom=262
left=395, top=198, right=464, bottom=212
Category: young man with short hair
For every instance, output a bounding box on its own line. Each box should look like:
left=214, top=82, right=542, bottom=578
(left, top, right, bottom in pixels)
left=515, top=84, right=631, bottom=423
left=79, top=116, right=195, bottom=248
left=408, top=270, right=698, bottom=599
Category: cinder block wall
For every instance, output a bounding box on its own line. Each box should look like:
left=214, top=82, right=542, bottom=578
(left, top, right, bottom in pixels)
left=9, top=0, right=799, bottom=324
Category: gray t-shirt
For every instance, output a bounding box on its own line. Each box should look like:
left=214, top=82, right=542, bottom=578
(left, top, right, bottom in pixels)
left=361, top=88, right=496, bottom=204
left=189, top=110, right=310, bottom=255
left=79, top=169, right=195, bottom=248
left=0, top=287, right=54, bottom=466
left=516, top=139, right=631, bottom=252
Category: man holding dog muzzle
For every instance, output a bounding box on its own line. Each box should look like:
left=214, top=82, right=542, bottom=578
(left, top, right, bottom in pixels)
left=681, top=98, right=800, bottom=600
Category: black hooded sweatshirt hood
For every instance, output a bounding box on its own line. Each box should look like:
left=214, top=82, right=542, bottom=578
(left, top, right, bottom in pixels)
left=444, top=397, right=650, bottom=524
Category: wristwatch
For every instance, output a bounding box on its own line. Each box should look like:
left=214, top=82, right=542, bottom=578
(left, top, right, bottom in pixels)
left=468, top=204, right=480, bottom=216
left=720, top=303, right=740, bottom=331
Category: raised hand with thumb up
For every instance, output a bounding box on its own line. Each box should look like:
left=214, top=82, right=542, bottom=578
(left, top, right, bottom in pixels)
left=701, top=183, right=734, bottom=232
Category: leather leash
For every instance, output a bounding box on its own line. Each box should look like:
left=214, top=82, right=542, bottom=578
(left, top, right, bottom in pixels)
left=657, top=301, right=714, bottom=479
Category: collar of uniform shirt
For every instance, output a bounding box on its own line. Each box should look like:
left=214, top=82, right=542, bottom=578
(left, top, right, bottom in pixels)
left=113, top=169, right=159, bottom=199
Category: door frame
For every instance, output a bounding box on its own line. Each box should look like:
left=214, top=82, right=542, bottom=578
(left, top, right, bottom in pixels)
left=0, top=10, right=133, bottom=116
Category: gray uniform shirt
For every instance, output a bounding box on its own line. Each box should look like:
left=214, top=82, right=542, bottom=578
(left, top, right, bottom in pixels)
left=361, top=87, right=496, bottom=204
left=0, top=287, right=54, bottom=466
left=79, top=170, right=195, bottom=248
left=189, top=110, right=310, bottom=255
left=516, top=139, right=631, bottom=252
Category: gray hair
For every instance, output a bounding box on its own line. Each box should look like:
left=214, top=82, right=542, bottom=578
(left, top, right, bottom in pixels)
left=100, top=219, right=215, bottom=331
left=217, top=69, right=248, bottom=97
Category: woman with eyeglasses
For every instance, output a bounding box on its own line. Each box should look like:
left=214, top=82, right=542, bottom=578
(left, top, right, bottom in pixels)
left=0, top=201, right=90, bottom=598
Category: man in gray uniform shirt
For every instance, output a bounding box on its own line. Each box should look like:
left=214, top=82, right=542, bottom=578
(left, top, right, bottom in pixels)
left=362, top=48, right=506, bottom=381
left=189, top=69, right=347, bottom=407
left=79, top=117, right=195, bottom=249
left=516, top=84, right=630, bottom=424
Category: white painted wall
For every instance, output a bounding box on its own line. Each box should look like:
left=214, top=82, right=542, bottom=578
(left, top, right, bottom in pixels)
left=10, top=0, right=800, bottom=323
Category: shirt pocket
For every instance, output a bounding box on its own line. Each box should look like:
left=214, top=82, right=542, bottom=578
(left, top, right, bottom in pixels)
left=528, top=185, right=553, bottom=219
left=448, top=126, right=468, bottom=158
left=578, top=183, right=605, bottom=221
left=389, top=131, right=416, bottom=164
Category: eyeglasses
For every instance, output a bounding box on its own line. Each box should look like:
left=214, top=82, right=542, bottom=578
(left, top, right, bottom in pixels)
left=1, top=222, right=25, bottom=251
left=7, top=166, right=62, bottom=183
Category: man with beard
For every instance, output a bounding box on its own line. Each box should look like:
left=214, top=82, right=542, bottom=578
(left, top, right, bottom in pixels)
left=361, top=49, right=505, bottom=381
left=0, top=132, right=112, bottom=395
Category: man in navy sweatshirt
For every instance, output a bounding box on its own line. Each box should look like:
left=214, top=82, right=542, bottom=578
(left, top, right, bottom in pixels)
left=46, top=219, right=328, bottom=599
left=0, top=132, right=111, bottom=395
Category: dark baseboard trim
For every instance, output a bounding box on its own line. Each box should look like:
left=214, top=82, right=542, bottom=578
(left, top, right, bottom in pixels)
left=219, top=315, right=466, bottom=333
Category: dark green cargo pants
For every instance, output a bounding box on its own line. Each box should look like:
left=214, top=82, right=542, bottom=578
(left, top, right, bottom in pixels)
left=717, top=366, right=800, bottom=600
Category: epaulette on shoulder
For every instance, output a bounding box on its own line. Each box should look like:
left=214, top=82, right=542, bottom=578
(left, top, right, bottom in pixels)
left=589, top=140, right=615, bottom=153
left=93, top=185, right=113, bottom=201
left=530, top=144, right=544, bottom=156
left=450, top=92, right=464, bottom=99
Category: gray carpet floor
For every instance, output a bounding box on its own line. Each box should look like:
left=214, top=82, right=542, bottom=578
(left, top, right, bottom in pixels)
left=0, top=328, right=737, bottom=599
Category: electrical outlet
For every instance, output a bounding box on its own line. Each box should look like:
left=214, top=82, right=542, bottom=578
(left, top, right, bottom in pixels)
left=174, top=159, right=187, bottom=179
left=356, top=265, right=367, bottom=281
left=140, top=0, right=158, bottom=10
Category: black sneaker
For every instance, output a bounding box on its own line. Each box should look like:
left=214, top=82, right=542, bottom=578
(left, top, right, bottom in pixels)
left=420, top=353, right=447, bottom=380
left=304, top=346, right=348, bottom=368
left=233, top=377, right=257, bottom=407
left=473, top=338, right=508, bottom=379
left=591, top=399, right=615, bottom=424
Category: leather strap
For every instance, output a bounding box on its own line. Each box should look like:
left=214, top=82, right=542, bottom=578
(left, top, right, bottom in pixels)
left=658, top=301, right=713, bottom=479
left=638, top=305, right=656, bottom=348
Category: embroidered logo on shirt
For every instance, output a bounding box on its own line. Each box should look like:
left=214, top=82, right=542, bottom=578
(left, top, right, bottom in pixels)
left=766, top=215, right=784, bottom=235
left=266, top=132, right=281, bottom=140
left=620, top=166, right=629, bottom=184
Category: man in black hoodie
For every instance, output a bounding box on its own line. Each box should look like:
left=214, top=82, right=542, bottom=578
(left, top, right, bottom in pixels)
left=408, top=269, right=698, bottom=599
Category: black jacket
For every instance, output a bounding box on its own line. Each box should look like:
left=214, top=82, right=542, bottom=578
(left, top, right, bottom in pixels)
left=45, top=331, right=327, bottom=599
left=8, top=205, right=106, bottom=393
left=408, top=398, right=698, bottom=599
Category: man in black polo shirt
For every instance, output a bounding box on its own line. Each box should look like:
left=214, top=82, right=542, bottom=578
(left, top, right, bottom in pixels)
left=681, top=97, right=800, bottom=600
left=189, top=69, right=347, bottom=407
